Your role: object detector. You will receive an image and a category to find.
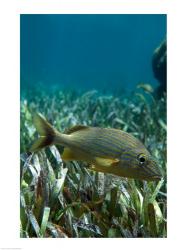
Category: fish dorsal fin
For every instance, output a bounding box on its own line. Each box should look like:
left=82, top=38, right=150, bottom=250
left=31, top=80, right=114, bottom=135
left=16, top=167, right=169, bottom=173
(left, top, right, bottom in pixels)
left=65, top=125, right=89, bottom=134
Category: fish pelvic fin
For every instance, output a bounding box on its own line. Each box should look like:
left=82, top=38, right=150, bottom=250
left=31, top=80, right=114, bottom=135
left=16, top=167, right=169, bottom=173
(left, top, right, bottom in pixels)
left=30, top=113, right=57, bottom=152
left=90, top=164, right=109, bottom=173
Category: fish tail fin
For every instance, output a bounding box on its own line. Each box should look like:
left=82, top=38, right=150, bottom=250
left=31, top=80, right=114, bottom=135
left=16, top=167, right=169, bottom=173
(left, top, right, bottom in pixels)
left=30, top=113, right=57, bottom=152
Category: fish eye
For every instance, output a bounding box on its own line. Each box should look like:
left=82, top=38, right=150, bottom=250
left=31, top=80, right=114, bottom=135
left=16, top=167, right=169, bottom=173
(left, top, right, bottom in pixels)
left=138, top=153, right=146, bottom=164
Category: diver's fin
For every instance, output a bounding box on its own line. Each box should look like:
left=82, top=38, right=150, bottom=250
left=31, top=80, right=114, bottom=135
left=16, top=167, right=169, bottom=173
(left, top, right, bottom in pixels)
left=62, top=147, right=77, bottom=160
left=65, top=125, right=89, bottom=134
left=30, top=113, right=57, bottom=152
left=94, top=157, right=119, bottom=168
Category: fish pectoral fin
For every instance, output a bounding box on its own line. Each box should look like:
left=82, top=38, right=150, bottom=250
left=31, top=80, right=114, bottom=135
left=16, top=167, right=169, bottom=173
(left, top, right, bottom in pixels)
left=61, top=147, right=76, bottom=160
left=94, top=157, right=119, bottom=168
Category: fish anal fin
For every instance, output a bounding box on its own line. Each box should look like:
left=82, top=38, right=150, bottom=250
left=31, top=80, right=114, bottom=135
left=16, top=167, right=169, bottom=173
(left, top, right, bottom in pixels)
left=94, top=157, right=119, bottom=168
left=64, top=125, right=89, bottom=135
left=62, top=147, right=77, bottom=160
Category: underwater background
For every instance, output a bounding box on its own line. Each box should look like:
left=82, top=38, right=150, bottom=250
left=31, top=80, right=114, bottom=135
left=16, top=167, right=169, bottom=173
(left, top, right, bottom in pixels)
left=21, top=14, right=166, bottom=95
left=20, top=14, right=167, bottom=238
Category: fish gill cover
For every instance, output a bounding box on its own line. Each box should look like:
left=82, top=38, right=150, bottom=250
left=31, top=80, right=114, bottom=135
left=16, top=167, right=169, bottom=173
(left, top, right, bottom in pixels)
left=20, top=14, right=167, bottom=238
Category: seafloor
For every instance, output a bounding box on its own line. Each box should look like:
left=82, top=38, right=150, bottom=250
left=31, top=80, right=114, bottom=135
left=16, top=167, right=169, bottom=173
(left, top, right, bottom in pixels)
left=20, top=86, right=167, bottom=238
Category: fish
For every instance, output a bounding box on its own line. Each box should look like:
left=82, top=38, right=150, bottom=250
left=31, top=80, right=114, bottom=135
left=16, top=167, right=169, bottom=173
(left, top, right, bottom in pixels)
left=30, top=113, right=162, bottom=181
left=137, top=83, right=154, bottom=94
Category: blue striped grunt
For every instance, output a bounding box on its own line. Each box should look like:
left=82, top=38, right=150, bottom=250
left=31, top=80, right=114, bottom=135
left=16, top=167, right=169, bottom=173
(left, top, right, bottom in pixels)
left=30, top=113, right=162, bottom=181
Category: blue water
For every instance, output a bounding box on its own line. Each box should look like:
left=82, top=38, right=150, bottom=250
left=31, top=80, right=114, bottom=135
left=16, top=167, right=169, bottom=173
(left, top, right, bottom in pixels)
left=20, top=14, right=166, bottom=94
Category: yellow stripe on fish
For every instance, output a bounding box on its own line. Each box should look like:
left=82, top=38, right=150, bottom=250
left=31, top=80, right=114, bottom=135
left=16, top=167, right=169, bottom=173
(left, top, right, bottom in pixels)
left=30, top=113, right=162, bottom=181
